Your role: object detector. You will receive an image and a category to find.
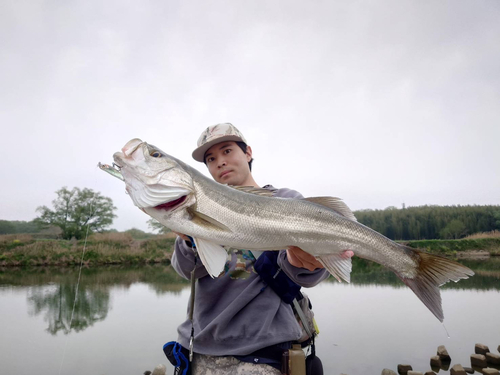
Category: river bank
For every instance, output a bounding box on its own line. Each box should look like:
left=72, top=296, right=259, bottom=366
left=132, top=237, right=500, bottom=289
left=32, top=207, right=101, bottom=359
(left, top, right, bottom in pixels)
left=405, top=238, right=500, bottom=257
left=0, top=233, right=176, bottom=267
left=1, top=233, right=499, bottom=267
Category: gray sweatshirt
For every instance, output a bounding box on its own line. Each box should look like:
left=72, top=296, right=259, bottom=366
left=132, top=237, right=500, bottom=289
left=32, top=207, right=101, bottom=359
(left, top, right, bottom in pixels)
left=171, top=187, right=329, bottom=356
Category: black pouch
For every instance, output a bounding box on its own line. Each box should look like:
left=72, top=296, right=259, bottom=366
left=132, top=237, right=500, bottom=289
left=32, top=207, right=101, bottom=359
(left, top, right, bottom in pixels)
left=163, top=341, right=191, bottom=375
left=305, top=342, right=323, bottom=375
left=305, top=353, right=323, bottom=375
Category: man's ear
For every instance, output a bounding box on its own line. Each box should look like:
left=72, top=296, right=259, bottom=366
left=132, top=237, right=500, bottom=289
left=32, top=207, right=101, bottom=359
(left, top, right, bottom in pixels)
left=245, top=145, right=253, bottom=162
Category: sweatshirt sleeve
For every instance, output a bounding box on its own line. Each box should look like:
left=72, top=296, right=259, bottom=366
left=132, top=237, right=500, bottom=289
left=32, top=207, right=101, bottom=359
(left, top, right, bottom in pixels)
left=273, top=186, right=330, bottom=287
left=277, top=250, right=330, bottom=288
left=171, top=236, right=210, bottom=280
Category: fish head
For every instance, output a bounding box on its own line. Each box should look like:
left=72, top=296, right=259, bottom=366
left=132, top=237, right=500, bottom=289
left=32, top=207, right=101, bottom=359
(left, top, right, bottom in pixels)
left=113, top=138, right=195, bottom=213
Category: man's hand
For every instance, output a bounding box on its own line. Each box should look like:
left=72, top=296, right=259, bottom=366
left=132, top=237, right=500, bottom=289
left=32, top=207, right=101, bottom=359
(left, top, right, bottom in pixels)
left=287, top=246, right=354, bottom=271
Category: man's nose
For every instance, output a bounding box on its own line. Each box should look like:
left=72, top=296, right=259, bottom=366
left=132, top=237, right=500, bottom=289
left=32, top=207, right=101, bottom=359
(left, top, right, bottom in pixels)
left=218, top=160, right=226, bottom=168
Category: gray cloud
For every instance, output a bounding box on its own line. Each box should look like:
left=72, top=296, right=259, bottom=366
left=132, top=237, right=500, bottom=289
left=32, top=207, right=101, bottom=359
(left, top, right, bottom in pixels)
left=1, top=0, right=499, bottom=231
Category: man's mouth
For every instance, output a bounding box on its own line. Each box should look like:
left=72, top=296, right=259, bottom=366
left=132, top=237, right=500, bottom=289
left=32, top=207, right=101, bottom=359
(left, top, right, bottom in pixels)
left=154, top=195, right=187, bottom=211
left=220, top=170, right=231, bottom=178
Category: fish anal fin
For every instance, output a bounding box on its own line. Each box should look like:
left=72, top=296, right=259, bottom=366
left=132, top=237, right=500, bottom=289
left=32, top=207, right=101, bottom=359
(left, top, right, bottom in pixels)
left=303, top=197, right=357, bottom=222
left=193, top=237, right=228, bottom=278
left=316, top=253, right=352, bottom=283
left=396, top=247, right=475, bottom=322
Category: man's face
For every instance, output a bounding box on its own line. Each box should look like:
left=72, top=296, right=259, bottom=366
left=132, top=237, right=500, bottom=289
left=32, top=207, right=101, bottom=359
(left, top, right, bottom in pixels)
left=204, top=141, right=253, bottom=186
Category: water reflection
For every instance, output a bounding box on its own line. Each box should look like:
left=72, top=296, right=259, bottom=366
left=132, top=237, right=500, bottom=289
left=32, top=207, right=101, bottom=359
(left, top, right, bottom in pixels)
left=0, top=258, right=498, bottom=375
left=0, top=258, right=498, bottom=336
left=27, top=283, right=110, bottom=335
left=347, top=257, right=500, bottom=290
left=0, top=265, right=188, bottom=335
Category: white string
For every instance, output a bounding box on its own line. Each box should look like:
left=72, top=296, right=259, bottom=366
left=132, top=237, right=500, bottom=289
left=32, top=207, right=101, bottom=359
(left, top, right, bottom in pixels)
left=442, top=322, right=451, bottom=339
left=57, top=201, right=94, bottom=375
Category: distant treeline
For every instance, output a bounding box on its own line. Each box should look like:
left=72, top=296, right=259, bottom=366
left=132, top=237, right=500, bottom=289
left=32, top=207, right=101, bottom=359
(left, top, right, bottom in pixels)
left=354, top=205, right=500, bottom=240
left=0, top=220, right=40, bottom=235
left=3, top=204, right=500, bottom=241
left=0, top=220, right=156, bottom=240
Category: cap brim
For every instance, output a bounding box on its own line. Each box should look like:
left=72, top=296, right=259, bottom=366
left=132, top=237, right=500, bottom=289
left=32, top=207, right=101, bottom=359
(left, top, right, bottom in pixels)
left=192, top=135, right=246, bottom=162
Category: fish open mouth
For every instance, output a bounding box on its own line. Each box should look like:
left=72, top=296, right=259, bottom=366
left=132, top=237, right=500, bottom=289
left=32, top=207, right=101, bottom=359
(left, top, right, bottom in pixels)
left=153, top=195, right=187, bottom=211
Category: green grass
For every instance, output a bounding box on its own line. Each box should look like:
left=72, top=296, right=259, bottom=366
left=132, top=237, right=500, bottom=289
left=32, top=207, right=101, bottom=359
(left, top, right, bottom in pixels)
left=0, top=233, right=177, bottom=267
left=2, top=233, right=499, bottom=267
left=405, top=238, right=500, bottom=255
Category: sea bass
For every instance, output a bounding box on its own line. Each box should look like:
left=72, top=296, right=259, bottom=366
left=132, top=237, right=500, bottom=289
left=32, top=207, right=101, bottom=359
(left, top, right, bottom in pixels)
left=101, top=138, right=474, bottom=322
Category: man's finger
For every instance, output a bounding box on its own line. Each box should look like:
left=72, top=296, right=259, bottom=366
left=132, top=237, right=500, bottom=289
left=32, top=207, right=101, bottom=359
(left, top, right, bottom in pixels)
left=173, top=232, right=190, bottom=242
left=287, top=247, right=324, bottom=270
left=341, top=250, right=354, bottom=259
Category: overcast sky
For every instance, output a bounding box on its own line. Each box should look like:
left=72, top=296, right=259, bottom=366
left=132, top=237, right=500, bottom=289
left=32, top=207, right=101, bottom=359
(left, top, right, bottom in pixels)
left=1, top=0, right=499, bottom=232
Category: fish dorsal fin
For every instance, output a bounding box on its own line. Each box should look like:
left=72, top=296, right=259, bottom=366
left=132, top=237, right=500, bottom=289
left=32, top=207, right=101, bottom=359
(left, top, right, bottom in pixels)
left=303, top=197, right=357, bottom=222
left=316, top=253, right=352, bottom=283
left=187, top=207, right=230, bottom=231
left=230, top=185, right=277, bottom=197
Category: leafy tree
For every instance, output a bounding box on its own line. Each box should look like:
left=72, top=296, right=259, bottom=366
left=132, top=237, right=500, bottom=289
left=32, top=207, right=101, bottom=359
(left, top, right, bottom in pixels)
left=0, top=220, right=16, bottom=234
left=494, top=210, right=500, bottom=229
left=35, top=187, right=116, bottom=240
left=147, top=218, right=171, bottom=234
left=439, top=219, right=467, bottom=239
left=0, top=220, right=40, bottom=234
left=125, top=228, right=155, bottom=239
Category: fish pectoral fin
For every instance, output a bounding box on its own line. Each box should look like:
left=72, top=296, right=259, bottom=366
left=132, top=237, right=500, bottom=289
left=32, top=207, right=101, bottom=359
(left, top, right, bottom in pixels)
left=303, top=197, right=357, bottom=222
left=187, top=208, right=231, bottom=232
left=193, top=237, right=228, bottom=278
left=230, top=185, right=277, bottom=197
left=316, top=253, right=352, bottom=283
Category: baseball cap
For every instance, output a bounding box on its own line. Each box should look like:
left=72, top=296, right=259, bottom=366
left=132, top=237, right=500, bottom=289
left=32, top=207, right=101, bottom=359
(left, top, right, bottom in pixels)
left=192, top=123, right=248, bottom=162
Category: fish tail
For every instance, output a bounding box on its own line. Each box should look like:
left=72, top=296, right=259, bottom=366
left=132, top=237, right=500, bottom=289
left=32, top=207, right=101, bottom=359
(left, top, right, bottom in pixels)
left=396, top=247, right=474, bottom=322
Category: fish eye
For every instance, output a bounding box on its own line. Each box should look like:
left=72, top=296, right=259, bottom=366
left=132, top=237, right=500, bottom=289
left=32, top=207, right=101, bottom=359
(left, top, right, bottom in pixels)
left=150, top=151, right=162, bottom=158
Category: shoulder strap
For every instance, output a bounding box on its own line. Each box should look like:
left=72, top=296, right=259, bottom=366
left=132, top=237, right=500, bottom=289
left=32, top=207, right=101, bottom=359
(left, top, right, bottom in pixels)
left=292, top=298, right=314, bottom=339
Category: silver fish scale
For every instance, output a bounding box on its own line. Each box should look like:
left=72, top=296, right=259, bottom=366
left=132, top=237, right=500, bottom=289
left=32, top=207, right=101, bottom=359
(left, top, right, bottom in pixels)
left=191, top=174, right=417, bottom=275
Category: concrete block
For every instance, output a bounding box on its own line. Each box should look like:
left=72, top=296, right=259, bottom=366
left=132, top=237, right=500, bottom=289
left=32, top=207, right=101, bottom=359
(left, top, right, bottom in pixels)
left=450, top=364, right=467, bottom=375
left=486, top=352, right=500, bottom=365
left=441, top=359, right=451, bottom=371
left=398, top=364, right=413, bottom=374
left=471, top=354, right=488, bottom=368
left=151, top=364, right=166, bottom=375
left=463, top=367, right=474, bottom=374
left=407, top=372, right=423, bottom=375
left=430, top=355, right=441, bottom=368
left=438, top=345, right=451, bottom=361
left=476, top=343, right=491, bottom=355
left=381, top=369, right=397, bottom=375
left=483, top=368, right=500, bottom=375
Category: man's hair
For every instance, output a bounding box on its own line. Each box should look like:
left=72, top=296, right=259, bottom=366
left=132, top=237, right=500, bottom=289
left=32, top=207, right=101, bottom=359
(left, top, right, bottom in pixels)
left=203, top=141, right=254, bottom=171
left=236, top=141, right=254, bottom=171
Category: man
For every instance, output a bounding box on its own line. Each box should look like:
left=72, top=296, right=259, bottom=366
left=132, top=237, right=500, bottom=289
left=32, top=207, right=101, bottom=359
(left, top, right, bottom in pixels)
left=171, top=123, right=332, bottom=375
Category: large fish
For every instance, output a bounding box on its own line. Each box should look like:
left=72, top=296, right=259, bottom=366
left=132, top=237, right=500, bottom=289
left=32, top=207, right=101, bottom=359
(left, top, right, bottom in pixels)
left=100, top=138, right=474, bottom=322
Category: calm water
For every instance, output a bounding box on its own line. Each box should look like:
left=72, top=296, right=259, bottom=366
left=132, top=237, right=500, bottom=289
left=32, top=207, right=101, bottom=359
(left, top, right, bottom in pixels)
left=1, top=258, right=499, bottom=375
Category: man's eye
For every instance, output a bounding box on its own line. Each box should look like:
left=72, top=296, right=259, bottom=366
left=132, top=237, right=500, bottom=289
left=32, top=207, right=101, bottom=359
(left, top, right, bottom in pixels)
left=224, top=149, right=231, bottom=154
left=150, top=151, right=162, bottom=158
left=206, top=157, right=214, bottom=163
